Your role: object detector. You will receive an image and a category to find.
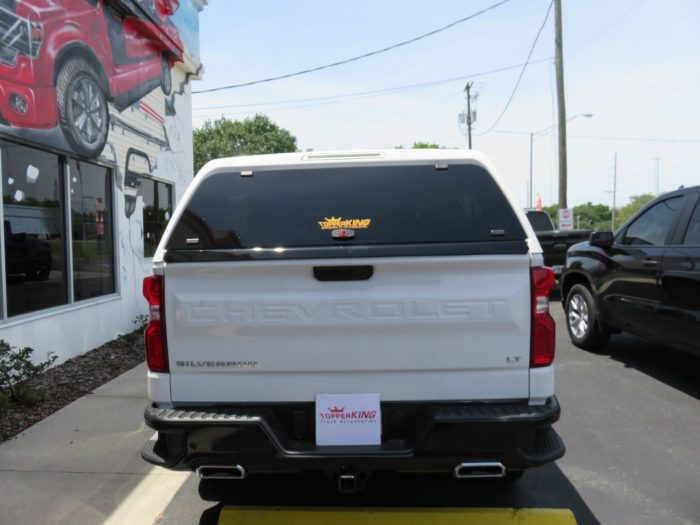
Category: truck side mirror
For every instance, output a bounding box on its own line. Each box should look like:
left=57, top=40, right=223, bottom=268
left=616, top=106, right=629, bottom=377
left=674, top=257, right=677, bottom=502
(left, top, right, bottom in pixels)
left=590, top=231, right=614, bottom=248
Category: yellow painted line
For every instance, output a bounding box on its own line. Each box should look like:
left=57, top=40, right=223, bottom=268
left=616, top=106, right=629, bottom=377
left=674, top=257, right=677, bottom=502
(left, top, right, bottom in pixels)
left=101, top=467, right=189, bottom=525
left=218, top=507, right=577, bottom=525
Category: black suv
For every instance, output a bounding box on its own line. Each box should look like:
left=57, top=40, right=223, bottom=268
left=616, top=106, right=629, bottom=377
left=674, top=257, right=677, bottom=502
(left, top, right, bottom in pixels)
left=561, top=186, right=700, bottom=355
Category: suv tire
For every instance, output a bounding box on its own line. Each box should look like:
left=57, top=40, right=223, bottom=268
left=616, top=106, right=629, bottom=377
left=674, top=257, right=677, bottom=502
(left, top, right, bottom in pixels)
left=565, top=283, right=610, bottom=350
left=57, top=57, right=109, bottom=158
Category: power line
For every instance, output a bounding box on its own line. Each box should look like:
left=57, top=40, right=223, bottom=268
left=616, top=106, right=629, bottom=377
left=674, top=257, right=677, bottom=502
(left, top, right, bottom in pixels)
left=192, top=0, right=514, bottom=95
left=477, top=0, right=554, bottom=135
left=517, top=0, right=645, bottom=97
left=569, top=0, right=645, bottom=58
left=491, top=129, right=700, bottom=143
left=570, top=134, right=700, bottom=144
left=192, top=58, right=552, bottom=116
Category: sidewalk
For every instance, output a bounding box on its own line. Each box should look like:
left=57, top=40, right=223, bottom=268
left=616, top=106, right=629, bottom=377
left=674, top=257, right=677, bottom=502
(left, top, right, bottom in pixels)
left=0, top=363, right=188, bottom=525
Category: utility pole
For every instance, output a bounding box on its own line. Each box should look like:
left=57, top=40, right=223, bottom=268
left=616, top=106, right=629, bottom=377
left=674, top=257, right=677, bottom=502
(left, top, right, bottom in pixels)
left=465, top=82, right=474, bottom=149
left=458, top=83, right=477, bottom=149
left=612, top=152, right=618, bottom=231
left=554, top=0, right=568, bottom=209
left=529, top=133, right=534, bottom=208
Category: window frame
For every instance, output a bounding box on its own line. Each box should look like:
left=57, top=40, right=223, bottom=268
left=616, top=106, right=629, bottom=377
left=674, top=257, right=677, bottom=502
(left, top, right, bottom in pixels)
left=68, top=159, right=118, bottom=303
left=0, top=138, right=121, bottom=323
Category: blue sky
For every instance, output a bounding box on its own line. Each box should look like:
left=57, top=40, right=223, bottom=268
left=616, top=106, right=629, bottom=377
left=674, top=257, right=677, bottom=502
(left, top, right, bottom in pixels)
left=192, top=0, right=700, bottom=209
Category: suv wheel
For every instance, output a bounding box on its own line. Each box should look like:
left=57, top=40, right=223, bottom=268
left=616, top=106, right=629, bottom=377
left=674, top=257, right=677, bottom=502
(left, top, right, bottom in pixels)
left=56, top=58, right=109, bottom=158
left=565, top=284, right=610, bottom=350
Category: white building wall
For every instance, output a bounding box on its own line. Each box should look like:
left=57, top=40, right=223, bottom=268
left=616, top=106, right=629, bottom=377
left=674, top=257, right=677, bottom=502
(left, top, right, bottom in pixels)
left=0, top=60, right=199, bottom=366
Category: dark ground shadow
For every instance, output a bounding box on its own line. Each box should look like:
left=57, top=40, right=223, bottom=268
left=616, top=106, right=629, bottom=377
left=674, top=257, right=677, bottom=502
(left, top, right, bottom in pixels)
left=550, top=287, right=563, bottom=302
left=196, top=463, right=599, bottom=525
left=600, top=331, right=700, bottom=401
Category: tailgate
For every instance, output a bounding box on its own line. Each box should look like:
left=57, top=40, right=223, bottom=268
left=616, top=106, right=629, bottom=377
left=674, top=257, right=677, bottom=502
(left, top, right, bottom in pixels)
left=165, top=254, right=531, bottom=403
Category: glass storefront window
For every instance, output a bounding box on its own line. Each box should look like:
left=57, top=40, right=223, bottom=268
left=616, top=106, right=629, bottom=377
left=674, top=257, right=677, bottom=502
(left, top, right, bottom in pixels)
left=0, top=140, right=117, bottom=318
left=140, top=177, right=172, bottom=257
left=69, top=160, right=115, bottom=301
left=1, top=142, right=67, bottom=317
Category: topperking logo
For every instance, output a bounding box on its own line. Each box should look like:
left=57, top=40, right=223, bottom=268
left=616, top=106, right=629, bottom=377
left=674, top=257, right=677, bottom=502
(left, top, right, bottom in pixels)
left=318, top=406, right=378, bottom=424
left=318, top=217, right=372, bottom=230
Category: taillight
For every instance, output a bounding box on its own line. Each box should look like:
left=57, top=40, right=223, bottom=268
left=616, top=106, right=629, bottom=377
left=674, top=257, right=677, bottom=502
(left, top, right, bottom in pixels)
left=143, top=275, right=168, bottom=373
left=531, top=267, right=556, bottom=367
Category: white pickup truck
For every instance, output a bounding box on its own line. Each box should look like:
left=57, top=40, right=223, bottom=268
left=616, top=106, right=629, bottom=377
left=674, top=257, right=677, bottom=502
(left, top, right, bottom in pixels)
left=141, top=149, right=564, bottom=493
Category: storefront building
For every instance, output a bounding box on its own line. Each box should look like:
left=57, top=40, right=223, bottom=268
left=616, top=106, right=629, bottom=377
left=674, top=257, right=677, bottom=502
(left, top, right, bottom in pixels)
left=0, top=0, right=206, bottom=364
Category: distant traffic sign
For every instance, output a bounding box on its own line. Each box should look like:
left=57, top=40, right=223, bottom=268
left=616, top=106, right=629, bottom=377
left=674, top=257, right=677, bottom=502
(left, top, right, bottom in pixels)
left=558, top=208, right=574, bottom=231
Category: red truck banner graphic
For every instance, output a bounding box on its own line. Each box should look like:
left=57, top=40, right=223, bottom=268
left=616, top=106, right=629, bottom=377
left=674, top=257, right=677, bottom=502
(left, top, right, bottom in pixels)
left=0, top=0, right=188, bottom=158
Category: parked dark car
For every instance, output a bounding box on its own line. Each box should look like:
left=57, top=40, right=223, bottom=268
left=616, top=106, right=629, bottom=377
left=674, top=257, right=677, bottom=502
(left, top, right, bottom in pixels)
left=525, top=210, right=593, bottom=277
left=560, top=186, right=700, bottom=356
left=4, top=220, right=52, bottom=281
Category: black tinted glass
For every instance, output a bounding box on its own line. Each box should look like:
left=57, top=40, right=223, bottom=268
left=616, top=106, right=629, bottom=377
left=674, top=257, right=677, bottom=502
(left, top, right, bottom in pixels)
left=527, top=212, right=554, bottom=232
left=622, top=196, right=683, bottom=246
left=69, top=160, right=115, bottom=301
left=139, top=177, right=172, bottom=257
left=684, top=198, right=700, bottom=245
left=168, top=164, right=525, bottom=250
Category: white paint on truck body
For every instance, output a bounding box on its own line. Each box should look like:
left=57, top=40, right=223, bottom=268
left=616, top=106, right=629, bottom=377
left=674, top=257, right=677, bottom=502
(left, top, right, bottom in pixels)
left=164, top=254, right=531, bottom=402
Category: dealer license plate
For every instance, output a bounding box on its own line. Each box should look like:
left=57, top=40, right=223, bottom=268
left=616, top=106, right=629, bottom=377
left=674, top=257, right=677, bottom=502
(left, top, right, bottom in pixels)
left=315, top=393, right=381, bottom=446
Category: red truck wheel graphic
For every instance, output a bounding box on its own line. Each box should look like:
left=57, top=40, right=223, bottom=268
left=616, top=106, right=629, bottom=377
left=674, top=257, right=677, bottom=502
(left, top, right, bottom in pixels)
left=56, top=57, right=110, bottom=159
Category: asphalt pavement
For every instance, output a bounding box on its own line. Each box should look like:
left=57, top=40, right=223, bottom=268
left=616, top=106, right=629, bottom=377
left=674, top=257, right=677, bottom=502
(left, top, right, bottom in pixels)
left=1, top=303, right=699, bottom=525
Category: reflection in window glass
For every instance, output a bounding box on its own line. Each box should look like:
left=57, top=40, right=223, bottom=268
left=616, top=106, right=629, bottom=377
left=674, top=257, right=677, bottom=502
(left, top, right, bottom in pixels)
left=623, top=197, right=683, bottom=246
left=1, top=141, right=66, bottom=316
left=139, top=177, right=172, bottom=257
left=69, top=160, right=115, bottom=301
left=684, top=200, right=700, bottom=245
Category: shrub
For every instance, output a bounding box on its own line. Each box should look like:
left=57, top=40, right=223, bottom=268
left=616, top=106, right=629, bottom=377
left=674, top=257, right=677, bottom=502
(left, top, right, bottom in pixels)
left=0, top=340, right=57, bottom=410
left=115, top=315, right=148, bottom=345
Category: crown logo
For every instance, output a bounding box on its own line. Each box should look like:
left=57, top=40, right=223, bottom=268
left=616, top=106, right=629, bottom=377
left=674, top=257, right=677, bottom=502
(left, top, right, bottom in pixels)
left=324, top=217, right=342, bottom=227
left=328, top=406, right=345, bottom=414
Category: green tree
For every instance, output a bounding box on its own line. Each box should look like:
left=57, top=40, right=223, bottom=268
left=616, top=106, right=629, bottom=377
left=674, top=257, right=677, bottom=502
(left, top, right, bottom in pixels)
left=573, top=202, right=612, bottom=231
left=411, top=142, right=443, bottom=149
left=395, top=142, right=445, bottom=149
left=193, top=115, right=297, bottom=173
left=616, top=194, right=656, bottom=226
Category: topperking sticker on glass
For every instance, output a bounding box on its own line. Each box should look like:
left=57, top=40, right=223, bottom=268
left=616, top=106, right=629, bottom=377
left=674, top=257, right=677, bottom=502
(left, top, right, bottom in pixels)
left=318, top=217, right=372, bottom=230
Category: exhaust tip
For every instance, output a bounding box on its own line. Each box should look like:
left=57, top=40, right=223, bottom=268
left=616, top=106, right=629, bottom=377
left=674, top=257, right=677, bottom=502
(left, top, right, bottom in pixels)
left=196, top=465, right=246, bottom=480
left=453, top=461, right=506, bottom=479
